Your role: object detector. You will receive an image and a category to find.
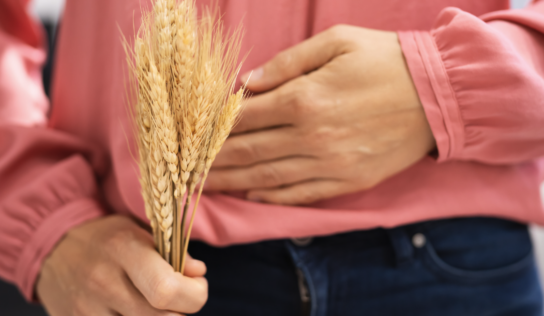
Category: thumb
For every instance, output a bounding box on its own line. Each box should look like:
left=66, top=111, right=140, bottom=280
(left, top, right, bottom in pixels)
left=240, top=26, right=346, bottom=92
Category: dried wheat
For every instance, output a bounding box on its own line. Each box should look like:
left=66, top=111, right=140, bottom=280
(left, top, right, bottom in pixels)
left=127, top=0, right=246, bottom=273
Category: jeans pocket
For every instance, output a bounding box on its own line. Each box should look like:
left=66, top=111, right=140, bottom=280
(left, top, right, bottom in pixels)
left=420, top=218, right=535, bottom=285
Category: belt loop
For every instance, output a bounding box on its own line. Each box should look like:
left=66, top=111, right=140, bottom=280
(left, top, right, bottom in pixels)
left=385, top=227, right=414, bottom=267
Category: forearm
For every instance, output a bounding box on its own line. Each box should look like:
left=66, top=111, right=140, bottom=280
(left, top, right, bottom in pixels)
left=0, top=125, right=108, bottom=300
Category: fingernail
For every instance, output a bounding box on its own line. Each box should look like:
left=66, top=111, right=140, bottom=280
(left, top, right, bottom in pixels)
left=241, top=67, right=263, bottom=84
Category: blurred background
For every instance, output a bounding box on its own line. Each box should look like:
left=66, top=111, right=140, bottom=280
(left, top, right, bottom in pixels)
left=0, top=0, right=540, bottom=314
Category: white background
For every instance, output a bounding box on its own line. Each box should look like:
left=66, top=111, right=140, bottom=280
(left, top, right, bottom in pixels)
left=30, top=0, right=65, bottom=21
left=30, top=0, right=544, bottom=284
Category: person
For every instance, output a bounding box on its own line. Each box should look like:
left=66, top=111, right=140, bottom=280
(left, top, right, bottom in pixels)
left=1, top=0, right=544, bottom=315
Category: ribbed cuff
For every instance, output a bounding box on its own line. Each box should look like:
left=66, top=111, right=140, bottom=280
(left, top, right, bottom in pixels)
left=15, top=199, right=106, bottom=301
left=398, top=31, right=465, bottom=162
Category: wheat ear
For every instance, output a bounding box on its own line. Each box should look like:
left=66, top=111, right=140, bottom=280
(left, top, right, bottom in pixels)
left=180, top=88, right=245, bottom=273
left=127, top=28, right=162, bottom=250
left=178, top=7, right=246, bottom=272
left=174, top=12, right=216, bottom=272
left=170, top=0, right=196, bottom=272
left=152, top=0, right=180, bottom=202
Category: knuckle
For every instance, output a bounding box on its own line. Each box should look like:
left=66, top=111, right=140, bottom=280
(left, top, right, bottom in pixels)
left=186, top=282, right=208, bottom=314
left=229, top=139, right=258, bottom=165
left=351, top=168, right=379, bottom=190
left=326, top=24, right=351, bottom=44
left=333, top=152, right=355, bottom=166
left=272, top=51, right=294, bottom=76
left=287, top=84, right=316, bottom=118
left=148, top=277, right=177, bottom=310
left=298, top=189, right=322, bottom=204
left=195, top=292, right=208, bottom=312
left=303, top=126, right=342, bottom=153
left=232, top=117, right=249, bottom=133
left=103, top=228, right=136, bottom=255
left=86, top=263, right=111, bottom=293
left=360, top=176, right=380, bottom=190
left=103, top=224, right=151, bottom=257
left=309, top=126, right=336, bottom=145
left=256, top=164, right=283, bottom=187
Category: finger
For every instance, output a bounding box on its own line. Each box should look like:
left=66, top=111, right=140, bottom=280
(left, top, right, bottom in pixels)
left=205, top=157, right=320, bottom=192
left=112, top=273, right=183, bottom=316
left=114, top=229, right=208, bottom=314
left=231, top=89, right=293, bottom=134
left=240, top=25, right=347, bottom=92
left=213, top=127, right=304, bottom=167
left=83, top=254, right=179, bottom=316
left=183, top=254, right=207, bottom=278
left=246, top=179, right=344, bottom=205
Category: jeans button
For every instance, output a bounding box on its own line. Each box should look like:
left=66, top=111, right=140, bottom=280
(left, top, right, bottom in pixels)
left=291, top=237, right=313, bottom=247
left=412, top=233, right=426, bottom=248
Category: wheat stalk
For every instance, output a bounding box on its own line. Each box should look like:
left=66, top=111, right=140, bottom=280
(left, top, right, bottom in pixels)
left=180, top=88, right=245, bottom=272
left=127, top=0, right=246, bottom=274
left=171, top=0, right=197, bottom=272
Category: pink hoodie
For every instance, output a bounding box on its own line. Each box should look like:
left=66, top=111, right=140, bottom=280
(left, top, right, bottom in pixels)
left=1, top=0, right=544, bottom=300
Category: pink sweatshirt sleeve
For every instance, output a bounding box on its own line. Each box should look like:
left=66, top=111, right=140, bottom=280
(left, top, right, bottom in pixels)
left=399, top=0, right=544, bottom=164
left=0, top=0, right=107, bottom=300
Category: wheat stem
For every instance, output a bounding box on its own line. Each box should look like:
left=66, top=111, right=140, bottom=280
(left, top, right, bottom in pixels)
left=180, top=171, right=206, bottom=274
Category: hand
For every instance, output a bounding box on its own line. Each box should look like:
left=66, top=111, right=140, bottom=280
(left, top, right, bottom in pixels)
left=204, top=25, right=435, bottom=205
left=36, top=215, right=208, bottom=316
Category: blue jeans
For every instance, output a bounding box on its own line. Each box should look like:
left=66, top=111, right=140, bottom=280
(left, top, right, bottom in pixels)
left=189, top=217, right=543, bottom=316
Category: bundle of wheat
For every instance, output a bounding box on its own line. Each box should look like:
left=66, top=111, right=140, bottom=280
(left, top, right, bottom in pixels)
left=123, top=0, right=245, bottom=273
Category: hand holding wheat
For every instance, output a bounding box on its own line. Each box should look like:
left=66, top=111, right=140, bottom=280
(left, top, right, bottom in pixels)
left=37, top=2, right=234, bottom=312
left=124, top=0, right=246, bottom=273
left=37, top=216, right=208, bottom=315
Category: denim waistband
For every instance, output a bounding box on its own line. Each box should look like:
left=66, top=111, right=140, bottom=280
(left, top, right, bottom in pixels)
left=190, top=216, right=540, bottom=316
left=287, top=216, right=528, bottom=266
left=283, top=217, right=533, bottom=316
